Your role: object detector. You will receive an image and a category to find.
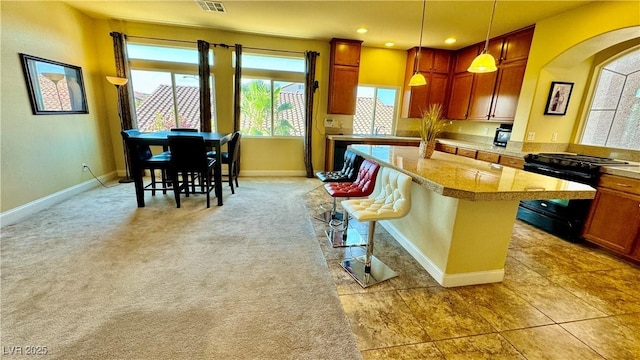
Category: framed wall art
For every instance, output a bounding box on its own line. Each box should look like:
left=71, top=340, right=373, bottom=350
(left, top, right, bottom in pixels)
left=544, top=81, right=574, bottom=116
left=19, top=53, right=88, bottom=115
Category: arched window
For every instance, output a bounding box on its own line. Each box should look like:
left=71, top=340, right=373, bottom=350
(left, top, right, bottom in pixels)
left=580, top=47, right=640, bottom=150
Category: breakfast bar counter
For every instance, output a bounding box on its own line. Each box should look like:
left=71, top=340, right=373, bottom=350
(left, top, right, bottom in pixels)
left=348, top=145, right=596, bottom=287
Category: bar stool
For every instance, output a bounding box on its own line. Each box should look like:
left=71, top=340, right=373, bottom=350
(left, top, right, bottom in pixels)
left=315, top=150, right=364, bottom=223
left=340, top=167, right=412, bottom=288
left=323, top=159, right=380, bottom=247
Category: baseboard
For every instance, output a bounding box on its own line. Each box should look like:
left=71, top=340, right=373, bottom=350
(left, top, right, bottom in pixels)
left=379, top=220, right=505, bottom=287
left=0, top=172, right=117, bottom=227
left=238, top=170, right=307, bottom=177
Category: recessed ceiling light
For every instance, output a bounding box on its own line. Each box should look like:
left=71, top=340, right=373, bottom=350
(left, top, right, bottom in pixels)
left=356, top=27, right=368, bottom=34
left=444, top=37, right=457, bottom=45
left=385, top=42, right=395, bottom=47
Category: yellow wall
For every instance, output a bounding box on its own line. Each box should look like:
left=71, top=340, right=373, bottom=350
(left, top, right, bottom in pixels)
left=512, top=1, right=640, bottom=144
left=1, top=1, right=114, bottom=212
left=2, top=0, right=638, bottom=213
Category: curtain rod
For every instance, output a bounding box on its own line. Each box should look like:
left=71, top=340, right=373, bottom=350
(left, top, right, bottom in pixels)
left=242, top=46, right=305, bottom=55
left=126, top=35, right=307, bottom=54
left=125, top=35, right=231, bottom=48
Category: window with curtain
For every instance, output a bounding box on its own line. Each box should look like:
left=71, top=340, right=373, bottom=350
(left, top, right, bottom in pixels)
left=237, top=53, right=306, bottom=137
left=126, top=43, right=216, bottom=132
left=353, top=86, right=398, bottom=135
left=580, top=46, right=640, bottom=150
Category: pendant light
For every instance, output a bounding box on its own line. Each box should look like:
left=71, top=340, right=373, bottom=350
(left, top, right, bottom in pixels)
left=468, top=0, right=499, bottom=73
left=409, top=0, right=427, bottom=86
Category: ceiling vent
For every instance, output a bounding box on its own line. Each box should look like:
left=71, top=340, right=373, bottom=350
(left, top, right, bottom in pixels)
left=195, top=1, right=226, bottom=13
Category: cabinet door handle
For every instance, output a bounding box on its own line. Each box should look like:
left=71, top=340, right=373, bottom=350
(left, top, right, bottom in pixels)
left=616, top=183, right=632, bottom=187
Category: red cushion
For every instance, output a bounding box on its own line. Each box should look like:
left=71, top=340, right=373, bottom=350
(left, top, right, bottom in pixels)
left=324, top=160, right=380, bottom=198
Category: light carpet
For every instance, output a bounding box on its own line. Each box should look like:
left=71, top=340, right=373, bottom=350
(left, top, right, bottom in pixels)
left=0, top=177, right=362, bottom=359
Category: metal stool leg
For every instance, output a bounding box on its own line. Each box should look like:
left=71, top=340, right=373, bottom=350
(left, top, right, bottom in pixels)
left=325, top=205, right=364, bottom=247
left=340, top=221, right=397, bottom=288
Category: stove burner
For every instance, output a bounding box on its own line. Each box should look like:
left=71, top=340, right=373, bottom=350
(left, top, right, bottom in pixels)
left=525, top=153, right=629, bottom=170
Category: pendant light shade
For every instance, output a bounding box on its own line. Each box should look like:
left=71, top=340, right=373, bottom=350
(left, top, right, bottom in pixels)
left=409, top=72, right=427, bottom=86
left=467, top=53, right=497, bottom=73
left=468, top=0, right=499, bottom=73
left=409, top=0, right=427, bottom=87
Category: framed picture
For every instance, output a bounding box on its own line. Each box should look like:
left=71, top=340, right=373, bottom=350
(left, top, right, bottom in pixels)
left=544, top=81, right=574, bottom=116
left=19, top=53, right=88, bottom=115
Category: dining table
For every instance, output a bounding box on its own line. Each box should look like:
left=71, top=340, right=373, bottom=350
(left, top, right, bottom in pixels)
left=124, top=130, right=233, bottom=207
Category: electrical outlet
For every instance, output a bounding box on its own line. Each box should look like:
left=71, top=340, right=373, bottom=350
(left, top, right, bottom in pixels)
left=552, top=132, right=558, bottom=141
left=484, top=127, right=489, bottom=135
left=82, top=163, right=88, bottom=172
left=527, top=132, right=536, bottom=141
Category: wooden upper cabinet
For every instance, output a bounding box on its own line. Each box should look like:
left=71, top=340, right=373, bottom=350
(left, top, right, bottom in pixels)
left=327, top=38, right=362, bottom=115
left=332, top=39, right=362, bottom=66
left=447, top=72, right=474, bottom=119
left=467, top=71, right=498, bottom=120
left=402, top=47, right=453, bottom=118
left=490, top=61, right=527, bottom=120
left=501, top=27, right=534, bottom=63
left=328, top=65, right=360, bottom=115
left=414, top=48, right=452, bottom=73
left=459, top=26, right=534, bottom=122
left=453, top=45, right=480, bottom=73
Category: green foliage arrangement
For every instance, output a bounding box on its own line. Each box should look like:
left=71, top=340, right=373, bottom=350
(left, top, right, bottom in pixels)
left=419, top=104, right=448, bottom=142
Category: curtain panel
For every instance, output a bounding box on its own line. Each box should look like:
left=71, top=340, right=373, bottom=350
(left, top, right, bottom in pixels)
left=198, top=40, right=212, bottom=133
left=233, top=44, right=242, bottom=133
left=304, top=51, right=320, bottom=178
left=110, top=32, right=134, bottom=131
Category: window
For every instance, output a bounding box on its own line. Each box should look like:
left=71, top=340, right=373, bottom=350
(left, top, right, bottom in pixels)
left=581, top=47, right=640, bottom=150
left=239, top=53, right=305, bottom=137
left=353, top=86, right=397, bottom=135
left=126, top=43, right=216, bottom=132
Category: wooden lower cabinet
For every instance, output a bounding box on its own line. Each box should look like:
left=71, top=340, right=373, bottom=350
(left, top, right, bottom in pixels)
left=498, top=155, right=524, bottom=169
left=582, top=174, right=640, bottom=261
left=435, top=143, right=457, bottom=154
left=457, top=148, right=477, bottom=159
left=476, top=151, right=500, bottom=163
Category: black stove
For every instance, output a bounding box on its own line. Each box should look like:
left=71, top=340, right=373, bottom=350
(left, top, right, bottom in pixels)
left=523, top=153, right=628, bottom=187
left=517, top=153, right=628, bottom=242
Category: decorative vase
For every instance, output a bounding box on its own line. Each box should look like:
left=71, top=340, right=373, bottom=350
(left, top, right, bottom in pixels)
left=419, top=140, right=436, bottom=159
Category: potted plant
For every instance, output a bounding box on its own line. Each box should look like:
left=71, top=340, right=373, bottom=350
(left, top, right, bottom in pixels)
left=418, top=103, right=448, bottom=158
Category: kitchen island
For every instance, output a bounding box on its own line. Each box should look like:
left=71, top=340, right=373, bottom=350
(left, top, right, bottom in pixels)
left=348, top=144, right=597, bottom=287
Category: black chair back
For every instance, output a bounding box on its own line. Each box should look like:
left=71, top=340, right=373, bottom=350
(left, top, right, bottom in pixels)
left=341, top=150, right=363, bottom=182
left=171, top=128, right=198, bottom=132
left=168, top=135, right=209, bottom=170
left=228, top=131, right=241, bottom=162
left=121, top=129, right=152, bottom=161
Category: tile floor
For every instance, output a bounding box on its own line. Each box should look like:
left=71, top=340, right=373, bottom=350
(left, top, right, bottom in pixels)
left=305, top=187, right=640, bottom=359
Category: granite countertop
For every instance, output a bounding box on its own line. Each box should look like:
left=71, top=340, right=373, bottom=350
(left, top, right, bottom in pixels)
left=330, top=135, right=640, bottom=180
left=326, top=134, right=422, bottom=142
left=349, top=144, right=596, bottom=202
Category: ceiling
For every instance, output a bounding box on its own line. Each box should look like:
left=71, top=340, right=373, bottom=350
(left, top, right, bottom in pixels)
left=62, top=0, right=596, bottom=50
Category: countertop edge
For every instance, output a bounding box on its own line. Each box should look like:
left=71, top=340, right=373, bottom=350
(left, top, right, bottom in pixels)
left=349, top=145, right=596, bottom=202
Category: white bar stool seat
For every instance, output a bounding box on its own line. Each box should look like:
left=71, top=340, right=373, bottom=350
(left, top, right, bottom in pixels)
left=340, top=167, right=412, bottom=288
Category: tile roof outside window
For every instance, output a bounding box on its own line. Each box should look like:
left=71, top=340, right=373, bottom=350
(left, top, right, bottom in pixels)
left=353, top=97, right=394, bottom=135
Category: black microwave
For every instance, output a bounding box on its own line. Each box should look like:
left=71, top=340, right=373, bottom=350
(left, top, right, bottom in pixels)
left=493, top=128, right=511, bottom=147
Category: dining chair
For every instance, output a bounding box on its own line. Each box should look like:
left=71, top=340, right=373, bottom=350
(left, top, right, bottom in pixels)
left=207, top=131, right=241, bottom=194
left=121, top=129, right=172, bottom=195
left=170, top=128, right=199, bottom=191
left=168, top=135, right=217, bottom=208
